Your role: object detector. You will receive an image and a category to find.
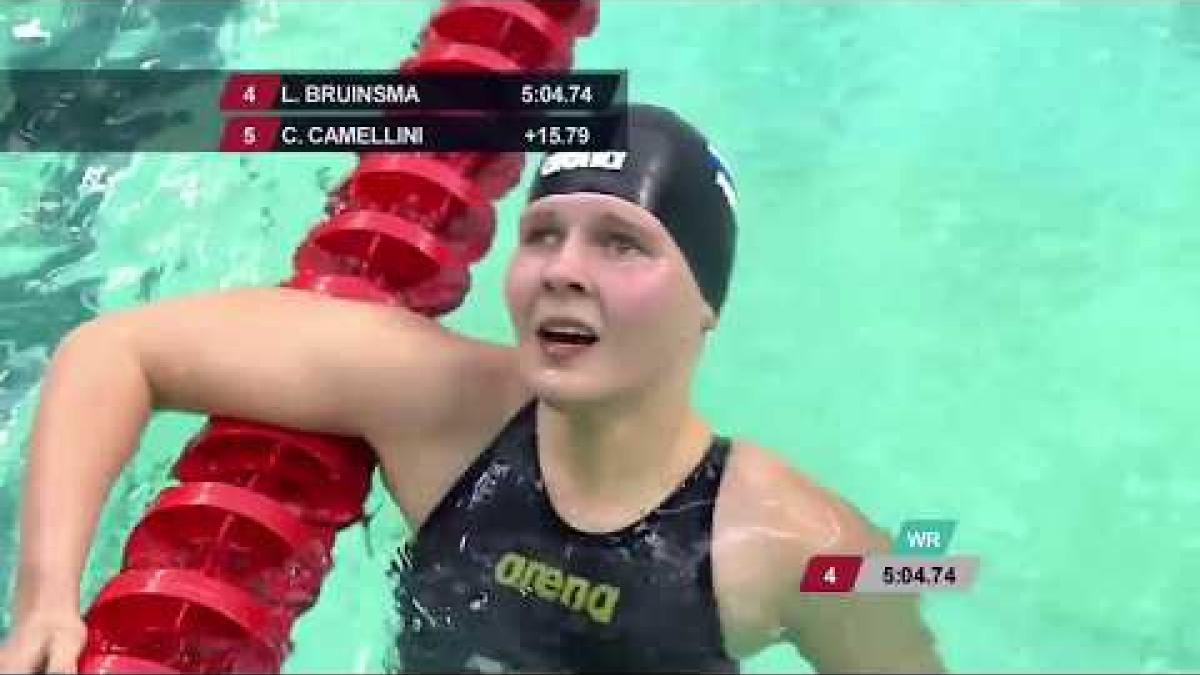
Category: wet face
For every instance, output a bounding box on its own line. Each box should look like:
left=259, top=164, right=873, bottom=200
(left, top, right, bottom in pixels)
left=504, top=193, right=715, bottom=408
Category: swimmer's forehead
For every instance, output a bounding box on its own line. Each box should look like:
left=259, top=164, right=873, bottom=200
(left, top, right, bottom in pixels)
left=520, top=192, right=667, bottom=236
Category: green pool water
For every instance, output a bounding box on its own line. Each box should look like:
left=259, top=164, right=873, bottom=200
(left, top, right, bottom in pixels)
left=1, top=2, right=1199, bottom=672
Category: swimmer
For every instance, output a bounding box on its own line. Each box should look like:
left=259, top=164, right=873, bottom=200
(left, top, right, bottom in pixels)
left=0, top=104, right=945, bottom=673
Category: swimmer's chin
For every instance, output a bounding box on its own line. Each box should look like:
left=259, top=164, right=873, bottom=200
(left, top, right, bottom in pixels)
left=514, top=343, right=629, bottom=405
left=518, top=368, right=625, bottom=411
left=523, top=374, right=605, bottom=407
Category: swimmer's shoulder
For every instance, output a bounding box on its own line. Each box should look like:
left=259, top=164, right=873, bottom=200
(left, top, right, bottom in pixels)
left=364, top=327, right=528, bottom=528
left=712, top=439, right=892, bottom=657
left=719, top=439, right=888, bottom=551
left=366, top=322, right=524, bottom=438
left=716, top=440, right=945, bottom=671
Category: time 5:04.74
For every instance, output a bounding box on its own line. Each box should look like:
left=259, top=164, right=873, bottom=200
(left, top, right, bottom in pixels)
left=882, top=565, right=958, bottom=585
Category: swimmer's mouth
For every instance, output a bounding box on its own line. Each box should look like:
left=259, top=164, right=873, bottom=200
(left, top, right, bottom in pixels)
left=536, top=317, right=599, bottom=346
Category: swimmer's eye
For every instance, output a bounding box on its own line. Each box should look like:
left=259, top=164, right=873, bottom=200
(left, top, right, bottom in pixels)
left=521, top=225, right=560, bottom=247
left=603, top=232, right=645, bottom=256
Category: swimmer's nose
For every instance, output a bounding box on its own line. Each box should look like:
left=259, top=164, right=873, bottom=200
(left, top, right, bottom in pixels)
left=540, top=236, right=592, bottom=295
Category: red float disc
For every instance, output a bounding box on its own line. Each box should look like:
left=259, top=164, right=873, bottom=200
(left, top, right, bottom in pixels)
left=349, top=155, right=495, bottom=264
left=173, top=421, right=375, bottom=527
left=403, top=263, right=471, bottom=317
left=86, top=569, right=287, bottom=673
left=79, top=653, right=181, bottom=674
left=296, top=210, right=454, bottom=290
left=458, top=152, right=526, bottom=200
left=531, top=0, right=598, bottom=37
left=403, top=40, right=519, bottom=74
left=124, top=483, right=333, bottom=609
left=427, top=0, right=572, bottom=70
left=399, top=152, right=525, bottom=201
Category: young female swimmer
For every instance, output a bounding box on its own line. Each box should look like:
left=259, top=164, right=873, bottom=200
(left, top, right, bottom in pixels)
left=0, top=104, right=945, bottom=674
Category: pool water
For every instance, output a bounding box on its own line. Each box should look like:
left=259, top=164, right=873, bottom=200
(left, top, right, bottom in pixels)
left=2, top=1, right=1199, bottom=672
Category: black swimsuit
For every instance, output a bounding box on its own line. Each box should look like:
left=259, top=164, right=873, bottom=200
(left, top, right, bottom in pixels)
left=387, top=399, right=739, bottom=673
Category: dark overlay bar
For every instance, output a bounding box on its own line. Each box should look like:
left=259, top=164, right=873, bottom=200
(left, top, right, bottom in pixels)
left=221, top=72, right=626, bottom=112
left=219, top=114, right=627, bottom=153
left=0, top=70, right=627, bottom=152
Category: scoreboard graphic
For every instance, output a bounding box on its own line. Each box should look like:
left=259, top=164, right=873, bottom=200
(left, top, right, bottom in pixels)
left=2, top=70, right=627, bottom=153
left=800, top=519, right=980, bottom=593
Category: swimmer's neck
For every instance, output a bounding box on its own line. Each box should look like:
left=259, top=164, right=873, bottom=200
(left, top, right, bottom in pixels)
left=535, top=377, right=712, bottom=511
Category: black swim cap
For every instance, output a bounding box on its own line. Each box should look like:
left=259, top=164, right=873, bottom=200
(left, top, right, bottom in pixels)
left=527, top=103, right=738, bottom=315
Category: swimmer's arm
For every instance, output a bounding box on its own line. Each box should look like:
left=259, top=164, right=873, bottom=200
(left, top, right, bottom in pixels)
left=10, top=287, right=501, bottom=618
left=781, top=528, right=947, bottom=674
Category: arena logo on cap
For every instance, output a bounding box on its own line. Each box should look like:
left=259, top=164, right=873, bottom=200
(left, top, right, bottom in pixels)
left=539, top=151, right=628, bottom=177
left=707, top=143, right=738, bottom=208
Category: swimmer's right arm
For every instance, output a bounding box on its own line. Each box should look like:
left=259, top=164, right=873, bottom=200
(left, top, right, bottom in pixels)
left=2, top=286, right=515, bottom=672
